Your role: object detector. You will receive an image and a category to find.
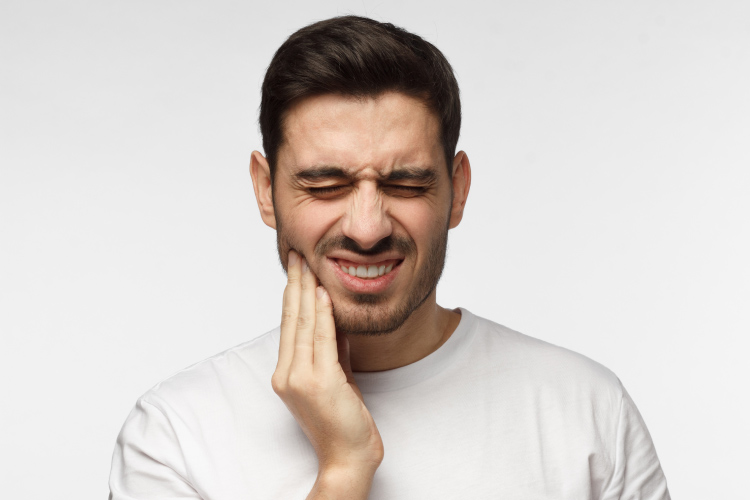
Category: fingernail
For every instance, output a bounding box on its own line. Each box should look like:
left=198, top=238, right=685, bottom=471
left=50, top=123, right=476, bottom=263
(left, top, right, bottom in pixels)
left=316, top=286, right=326, bottom=299
left=288, top=250, right=298, bottom=267
left=301, top=259, right=309, bottom=274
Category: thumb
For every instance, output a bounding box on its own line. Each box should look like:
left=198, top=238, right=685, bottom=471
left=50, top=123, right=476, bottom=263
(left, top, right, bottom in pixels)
left=336, top=329, right=355, bottom=382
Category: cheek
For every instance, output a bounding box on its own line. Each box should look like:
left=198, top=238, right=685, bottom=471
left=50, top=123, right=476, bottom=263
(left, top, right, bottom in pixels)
left=391, top=199, right=448, bottom=244
left=282, top=201, right=343, bottom=250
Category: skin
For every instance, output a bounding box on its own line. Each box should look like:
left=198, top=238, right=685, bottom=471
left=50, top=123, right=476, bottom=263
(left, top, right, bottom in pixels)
left=250, top=92, right=471, bottom=498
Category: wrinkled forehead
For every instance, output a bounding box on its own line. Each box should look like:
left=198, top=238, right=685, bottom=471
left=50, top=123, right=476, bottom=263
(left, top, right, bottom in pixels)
left=277, top=92, right=444, bottom=177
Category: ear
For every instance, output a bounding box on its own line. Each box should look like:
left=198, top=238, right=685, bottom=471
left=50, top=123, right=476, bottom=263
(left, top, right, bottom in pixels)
left=250, top=150, right=277, bottom=229
left=448, top=151, right=471, bottom=229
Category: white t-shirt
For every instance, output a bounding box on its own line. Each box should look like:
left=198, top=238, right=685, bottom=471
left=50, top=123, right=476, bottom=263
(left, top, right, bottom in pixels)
left=109, top=309, right=670, bottom=499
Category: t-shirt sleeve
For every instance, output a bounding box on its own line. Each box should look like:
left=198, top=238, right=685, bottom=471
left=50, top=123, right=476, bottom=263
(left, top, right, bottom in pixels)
left=109, top=397, right=203, bottom=500
left=601, top=387, right=670, bottom=500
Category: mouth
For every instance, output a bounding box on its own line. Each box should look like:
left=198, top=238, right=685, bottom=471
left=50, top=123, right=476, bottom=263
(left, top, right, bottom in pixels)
left=334, top=258, right=400, bottom=279
left=327, top=257, right=403, bottom=294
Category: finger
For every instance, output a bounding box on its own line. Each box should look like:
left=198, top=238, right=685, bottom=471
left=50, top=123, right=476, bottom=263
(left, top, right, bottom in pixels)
left=313, top=286, right=339, bottom=372
left=292, top=257, right=317, bottom=368
left=277, top=250, right=302, bottom=373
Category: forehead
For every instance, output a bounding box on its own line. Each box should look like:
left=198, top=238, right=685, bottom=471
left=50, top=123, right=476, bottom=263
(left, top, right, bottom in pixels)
left=278, top=92, right=444, bottom=176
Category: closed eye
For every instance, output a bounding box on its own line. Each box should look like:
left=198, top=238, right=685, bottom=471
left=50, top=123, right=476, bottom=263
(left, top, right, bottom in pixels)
left=384, top=185, right=428, bottom=196
left=307, top=184, right=427, bottom=197
left=307, top=185, right=348, bottom=196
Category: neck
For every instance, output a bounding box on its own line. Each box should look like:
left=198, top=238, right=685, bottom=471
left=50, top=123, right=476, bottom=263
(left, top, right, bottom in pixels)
left=346, top=291, right=461, bottom=372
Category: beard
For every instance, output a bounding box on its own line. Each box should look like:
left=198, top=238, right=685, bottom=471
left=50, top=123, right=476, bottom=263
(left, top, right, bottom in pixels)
left=275, top=219, right=449, bottom=336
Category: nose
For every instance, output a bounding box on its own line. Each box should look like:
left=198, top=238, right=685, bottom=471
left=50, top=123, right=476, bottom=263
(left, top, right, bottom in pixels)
left=341, top=181, right=392, bottom=250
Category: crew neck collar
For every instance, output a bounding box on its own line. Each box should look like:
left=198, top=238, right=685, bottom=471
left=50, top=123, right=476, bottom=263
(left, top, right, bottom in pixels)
left=352, top=307, right=476, bottom=394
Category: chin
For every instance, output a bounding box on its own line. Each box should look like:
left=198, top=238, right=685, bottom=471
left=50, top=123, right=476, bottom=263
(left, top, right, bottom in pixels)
left=329, top=287, right=433, bottom=337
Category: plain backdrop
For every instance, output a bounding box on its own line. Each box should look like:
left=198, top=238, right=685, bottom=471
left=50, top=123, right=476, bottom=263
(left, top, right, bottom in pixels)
left=1, top=0, right=748, bottom=498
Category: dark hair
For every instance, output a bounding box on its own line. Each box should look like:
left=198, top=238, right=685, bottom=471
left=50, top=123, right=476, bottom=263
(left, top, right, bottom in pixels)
left=259, top=16, right=461, bottom=180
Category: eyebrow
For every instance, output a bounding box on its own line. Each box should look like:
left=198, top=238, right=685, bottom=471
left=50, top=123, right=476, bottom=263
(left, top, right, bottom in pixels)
left=293, top=165, right=438, bottom=183
left=384, top=167, right=438, bottom=183
left=293, top=166, right=350, bottom=182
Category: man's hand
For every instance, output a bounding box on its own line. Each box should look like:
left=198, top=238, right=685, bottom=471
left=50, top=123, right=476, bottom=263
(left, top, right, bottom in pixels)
left=272, top=250, right=384, bottom=500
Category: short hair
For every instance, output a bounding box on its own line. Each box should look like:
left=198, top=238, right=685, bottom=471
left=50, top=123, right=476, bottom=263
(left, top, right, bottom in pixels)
left=259, top=16, right=461, bottom=181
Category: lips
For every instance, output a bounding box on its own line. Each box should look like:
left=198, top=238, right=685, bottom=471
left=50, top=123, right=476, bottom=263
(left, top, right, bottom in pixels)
left=327, top=257, right=402, bottom=294
left=334, top=258, right=399, bottom=279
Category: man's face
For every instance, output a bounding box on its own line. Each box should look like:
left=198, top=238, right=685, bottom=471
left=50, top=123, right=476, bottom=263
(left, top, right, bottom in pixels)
left=266, top=92, right=458, bottom=335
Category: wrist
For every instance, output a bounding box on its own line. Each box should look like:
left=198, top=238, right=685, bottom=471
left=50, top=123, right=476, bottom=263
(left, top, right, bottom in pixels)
left=308, top=464, right=379, bottom=500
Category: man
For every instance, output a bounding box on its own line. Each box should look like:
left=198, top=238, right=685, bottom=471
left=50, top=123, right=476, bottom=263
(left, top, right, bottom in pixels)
left=109, top=16, right=670, bottom=499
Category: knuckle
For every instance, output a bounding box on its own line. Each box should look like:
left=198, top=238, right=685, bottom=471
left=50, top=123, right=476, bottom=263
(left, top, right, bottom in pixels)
left=286, top=372, right=323, bottom=398
left=313, top=332, right=332, bottom=343
left=299, top=277, right=311, bottom=290
left=280, top=309, right=296, bottom=325
left=296, top=314, right=312, bottom=329
left=286, top=274, right=300, bottom=285
left=271, top=373, right=287, bottom=394
left=286, top=372, right=305, bottom=393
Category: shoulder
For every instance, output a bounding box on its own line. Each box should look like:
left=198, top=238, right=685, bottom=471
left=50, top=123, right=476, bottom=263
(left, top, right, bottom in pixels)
left=466, top=310, right=625, bottom=405
left=139, top=328, right=280, bottom=411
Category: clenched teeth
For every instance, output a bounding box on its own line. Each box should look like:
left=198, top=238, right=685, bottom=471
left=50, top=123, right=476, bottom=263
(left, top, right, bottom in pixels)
left=339, top=263, right=394, bottom=279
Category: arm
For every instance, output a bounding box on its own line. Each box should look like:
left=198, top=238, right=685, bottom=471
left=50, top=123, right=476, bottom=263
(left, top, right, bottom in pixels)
left=109, top=398, right=202, bottom=500
left=601, top=387, right=670, bottom=500
left=273, top=251, right=384, bottom=500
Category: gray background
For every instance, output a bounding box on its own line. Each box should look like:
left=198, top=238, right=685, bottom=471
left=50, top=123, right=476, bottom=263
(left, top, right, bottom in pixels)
left=2, top=0, right=748, bottom=497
